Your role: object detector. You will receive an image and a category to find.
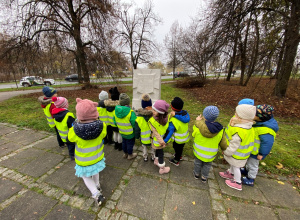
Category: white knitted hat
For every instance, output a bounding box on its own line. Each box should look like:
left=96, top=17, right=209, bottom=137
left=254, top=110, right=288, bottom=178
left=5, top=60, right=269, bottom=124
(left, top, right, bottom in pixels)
left=99, top=90, right=108, bottom=101
left=235, top=104, right=256, bottom=120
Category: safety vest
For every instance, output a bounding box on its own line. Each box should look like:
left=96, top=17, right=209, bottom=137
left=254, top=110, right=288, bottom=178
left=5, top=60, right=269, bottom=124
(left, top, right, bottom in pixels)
left=107, top=110, right=117, bottom=127
left=224, top=125, right=255, bottom=160
left=193, top=125, right=224, bottom=162
left=54, top=112, right=75, bottom=142
left=68, top=122, right=107, bottom=166
left=170, top=116, right=190, bottom=144
left=136, top=117, right=151, bottom=145
left=252, top=127, right=276, bottom=155
left=148, top=117, right=169, bottom=147
left=97, top=107, right=109, bottom=124
left=114, top=110, right=134, bottom=135
left=43, top=103, right=55, bottom=128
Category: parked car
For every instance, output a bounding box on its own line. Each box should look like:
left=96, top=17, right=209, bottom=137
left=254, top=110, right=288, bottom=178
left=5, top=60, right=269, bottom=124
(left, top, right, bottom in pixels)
left=20, top=76, right=55, bottom=87
left=174, top=72, right=189, bottom=78
left=65, top=74, right=84, bottom=82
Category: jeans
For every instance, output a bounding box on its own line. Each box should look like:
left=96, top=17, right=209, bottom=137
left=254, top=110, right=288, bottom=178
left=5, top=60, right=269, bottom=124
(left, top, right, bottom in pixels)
left=122, top=138, right=135, bottom=155
left=245, top=157, right=260, bottom=179
left=194, top=157, right=212, bottom=178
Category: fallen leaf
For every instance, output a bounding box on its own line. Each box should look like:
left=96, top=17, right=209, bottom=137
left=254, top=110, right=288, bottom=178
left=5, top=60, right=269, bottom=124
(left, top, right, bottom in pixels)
left=219, top=156, right=223, bottom=159
left=254, top=201, right=259, bottom=205
left=58, top=209, right=62, bottom=212
left=55, top=166, right=60, bottom=169
left=297, top=141, right=300, bottom=143
left=260, top=162, right=266, bottom=166
left=244, top=201, right=248, bottom=204
left=275, top=162, right=283, bottom=169
left=226, top=198, right=231, bottom=200
left=227, top=208, right=231, bottom=213
left=34, top=212, right=38, bottom=215
left=192, top=201, right=196, bottom=205
left=277, top=181, right=285, bottom=185
left=159, top=178, right=162, bottom=182
left=293, top=187, right=297, bottom=189
left=174, top=206, right=177, bottom=211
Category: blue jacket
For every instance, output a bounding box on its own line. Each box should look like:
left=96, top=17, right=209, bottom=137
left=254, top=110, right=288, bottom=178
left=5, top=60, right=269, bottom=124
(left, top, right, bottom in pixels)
left=250, top=117, right=279, bottom=160
left=164, top=110, right=190, bottom=143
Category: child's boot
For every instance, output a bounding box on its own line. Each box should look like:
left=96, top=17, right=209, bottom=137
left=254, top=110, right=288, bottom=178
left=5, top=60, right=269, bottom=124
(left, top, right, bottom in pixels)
left=158, top=162, right=170, bottom=174
left=242, top=176, right=255, bottom=186
left=127, top=153, right=137, bottom=160
left=240, top=167, right=248, bottom=176
left=154, top=157, right=159, bottom=166
left=94, top=192, right=105, bottom=206
left=118, top=142, right=123, bottom=151
left=114, top=142, right=118, bottom=150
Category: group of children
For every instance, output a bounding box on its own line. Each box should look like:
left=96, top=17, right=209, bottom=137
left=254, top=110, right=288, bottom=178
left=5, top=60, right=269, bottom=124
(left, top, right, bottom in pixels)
left=38, top=86, right=278, bottom=206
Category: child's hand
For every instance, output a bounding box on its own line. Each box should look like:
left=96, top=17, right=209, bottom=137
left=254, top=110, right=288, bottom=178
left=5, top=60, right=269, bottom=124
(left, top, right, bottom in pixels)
left=170, top=111, right=175, bottom=117
left=257, top=155, right=263, bottom=160
left=196, top=114, right=203, bottom=121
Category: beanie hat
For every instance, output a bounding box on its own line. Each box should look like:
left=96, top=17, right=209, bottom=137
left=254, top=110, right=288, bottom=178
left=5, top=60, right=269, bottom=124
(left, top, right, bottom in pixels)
left=235, top=104, right=256, bottom=120
left=256, top=104, right=274, bottom=121
left=203, top=106, right=219, bottom=122
left=119, top=93, right=130, bottom=106
left=171, top=97, right=184, bottom=111
left=42, top=86, right=57, bottom=98
left=52, top=97, right=69, bottom=109
left=75, top=98, right=99, bottom=121
left=99, top=90, right=108, bottom=101
left=152, top=100, right=169, bottom=114
left=141, top=93, right=152, bottom=109
left=109, top=87, right=120, bottom=101
left=238, top=98, right=254, bottom=105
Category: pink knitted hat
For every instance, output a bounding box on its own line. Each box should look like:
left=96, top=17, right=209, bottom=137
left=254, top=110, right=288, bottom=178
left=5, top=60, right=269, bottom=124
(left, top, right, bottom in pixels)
left=152, top=100, right=169, bottom=114
left=75, top=98, right=99, bottom=121
left=52, top=97, right=69, bottom=109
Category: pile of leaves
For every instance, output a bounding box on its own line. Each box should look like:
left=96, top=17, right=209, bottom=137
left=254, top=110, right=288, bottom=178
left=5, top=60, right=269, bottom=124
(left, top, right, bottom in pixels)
left=175, top=76, right=206, bottom=88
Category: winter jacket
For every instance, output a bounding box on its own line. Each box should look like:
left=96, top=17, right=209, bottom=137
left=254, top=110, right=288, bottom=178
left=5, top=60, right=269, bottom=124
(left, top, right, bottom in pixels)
left=113, top=105, right=137, bottom=139
left=38, top=96, right=56, bottom=118
left=72, top=120, right=104, bottom=140
left=134, top=108, right=153, bottom=143
left=164, top=110, right=190, bottom=143
left=250, top=117, right=279, bottom=160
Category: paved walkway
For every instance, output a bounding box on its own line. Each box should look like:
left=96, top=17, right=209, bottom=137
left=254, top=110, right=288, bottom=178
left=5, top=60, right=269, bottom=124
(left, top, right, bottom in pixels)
left=0, top=123, right=299, bottom=220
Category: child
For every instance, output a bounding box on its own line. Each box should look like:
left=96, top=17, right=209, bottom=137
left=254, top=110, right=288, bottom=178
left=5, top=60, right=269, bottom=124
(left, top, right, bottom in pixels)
left=68, top=98, right=107, bottom=206
left=97, top=90, right=111, bottom=144
left=113, top=93, right=137, bottom=159
left=38, top=86, right=64, bottom=148
left=135, top=94, right=155, bottom=162
left=106, top=87, right=122, bottom=150
left=192, top=106, right=226, bottom=183
left=164, top=97, right=190, bottom=166
left=149, top=100, right=170, bottom=174
left=219, top=104, right=256, bottom=191
left=238, top=98, right=254, bottom=105
left=242, top=104, right=278, bottom=186
left=51, top=97, right=75, bottom=160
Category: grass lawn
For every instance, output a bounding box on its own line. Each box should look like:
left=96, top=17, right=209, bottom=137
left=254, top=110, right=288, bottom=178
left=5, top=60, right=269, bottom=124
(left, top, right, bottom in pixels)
left=0, top=83, right=299, bottom=180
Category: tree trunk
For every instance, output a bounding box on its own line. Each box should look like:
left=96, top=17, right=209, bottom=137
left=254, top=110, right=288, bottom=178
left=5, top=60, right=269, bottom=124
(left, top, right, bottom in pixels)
left=226, top=28, right=239, bottom=81
left=75, top=56, right=82, bottom=83
left=274, top=0, right=300, bottom=97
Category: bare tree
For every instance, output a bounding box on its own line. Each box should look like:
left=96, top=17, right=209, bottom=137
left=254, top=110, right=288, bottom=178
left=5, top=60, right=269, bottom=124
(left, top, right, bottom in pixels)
left=116, top=0, right=161, bottom=69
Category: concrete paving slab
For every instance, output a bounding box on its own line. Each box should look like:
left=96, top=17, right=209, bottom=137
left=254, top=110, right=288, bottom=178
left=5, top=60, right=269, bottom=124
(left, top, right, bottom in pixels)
left=277, top=208, right=300, bottom=220
left=44, top=204, right=96, bottom=220
left=32, top=136, right=68, bottom=155
left=44, top=160, right=79, bottom=191
left=0, top=142, right=23, bottom=157
left=0, top=190, right=57, bottom=220
left=136, top=157, right=170, bottom=180
left=164, top=183, right=213, bottom=220
left=105, top=149, right=133, bottom=170
left=118, top=175, right=168, bottom=220
left=4, top=129, right=47, bottom=146
left=214, top=168, right=268, bottom=203
left=0, top=177, right=23, bottom=203
left=0, top=138, right=8, bottom=146
left=0, top=124, right=18, bottom=136
left=74, top=165, right=125, bottom=199
left=103, top=144, right=115, bottom=156
left=256, top=177, right=300, bottom=209
left=169, top=160, right=208, bottom=190
left=224, top=200, right=277, bottom=220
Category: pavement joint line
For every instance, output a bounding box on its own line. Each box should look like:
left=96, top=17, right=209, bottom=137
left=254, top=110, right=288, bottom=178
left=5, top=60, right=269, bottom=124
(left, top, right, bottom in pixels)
left=0, top=188, right=28, bottom=211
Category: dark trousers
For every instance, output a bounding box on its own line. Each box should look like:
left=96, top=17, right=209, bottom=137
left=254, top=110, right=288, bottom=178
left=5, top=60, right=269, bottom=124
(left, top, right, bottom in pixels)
left=54, top=127, right=64, bottom=147
left=155, top=149, right=164, bottom=164
left=173, top=142, right=185, bottom=161
left=106, top=125, right=113, bottom=142
left=122, top=137, right=135, bottom=155
left=66, top=142, right=75, bottom=157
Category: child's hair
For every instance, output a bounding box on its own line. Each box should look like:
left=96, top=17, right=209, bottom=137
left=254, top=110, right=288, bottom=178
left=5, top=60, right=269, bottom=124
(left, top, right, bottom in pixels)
left=156, top=112, right=168, bottom=125
left=152, top=100, right=169, bottom=125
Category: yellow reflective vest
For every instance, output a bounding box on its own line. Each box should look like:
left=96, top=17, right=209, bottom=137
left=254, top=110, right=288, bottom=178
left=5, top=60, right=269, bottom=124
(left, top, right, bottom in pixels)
left=107, top=110, right=117, bottom=127
left=148, top=117, right=169, bottom=147
left=114, top=110, right=134, bottom=135
left=193, top=125, right=223, bottom=162
left=225, top=125, right=255, bottom=160
left=68, top=122, right=107, bottom=166
left=97, top=107, right=109, bottom=124
left=136, top=117, right=151, bottom=145
left=252, top=127, right=276, bottom=155
left=43, top=103, right=55, bottom=128
left=170, top=117, right=190, bottom=144
left=54, top=112, right=75, bottom=143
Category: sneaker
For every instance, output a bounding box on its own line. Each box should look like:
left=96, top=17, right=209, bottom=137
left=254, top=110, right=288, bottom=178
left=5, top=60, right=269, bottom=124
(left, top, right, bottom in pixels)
left=118, top=143, right=123, bottom=151
left=151, top=156, right=155, bottom=161
left=127, top=153, right=137, bottom=160
left=242, top=176, right=255, bottom=186
left=219, top=171, right=234, bottom=180
left=193, top=170, right=200, bottom=180
left=96, top=184, right=102, bottom=192
left=144, top=157, right=148, bottom=162
left=225, top=179, right=242, bottom=191
left=123, top=153, right=128, bottom=159
left=114, top=142, right=118, bottom=150
left=173, top=154, right=183, bottom=161
left=201, top=176, right=207, bottom=183
left=169, top=158, right=179, bottom=166
left=70, top=155, right=75, bottom=161
left=59, top=144, right=65, bottom=148
left=94, top=193, right=105, bottom=206
left=240, top=168, right=248, bottom=176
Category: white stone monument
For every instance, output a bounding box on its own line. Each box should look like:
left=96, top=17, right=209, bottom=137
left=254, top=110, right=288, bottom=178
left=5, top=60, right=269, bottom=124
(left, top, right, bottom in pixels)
left=132, top=69, right=161, bottom=110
